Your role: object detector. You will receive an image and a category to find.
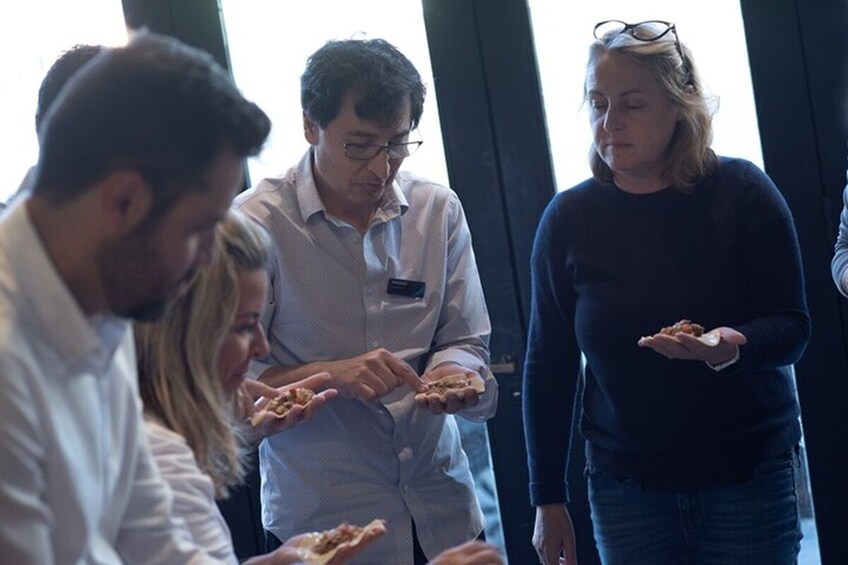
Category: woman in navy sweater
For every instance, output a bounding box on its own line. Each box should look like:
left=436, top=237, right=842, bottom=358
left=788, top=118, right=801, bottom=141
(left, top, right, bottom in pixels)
left=524, top=20, right=810, bottom=565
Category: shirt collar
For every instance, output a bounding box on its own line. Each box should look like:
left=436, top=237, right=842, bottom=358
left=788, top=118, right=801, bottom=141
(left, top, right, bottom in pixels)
left=293, top=149, right=409, bottom=226
left=0, top=200, right=129, bottom=372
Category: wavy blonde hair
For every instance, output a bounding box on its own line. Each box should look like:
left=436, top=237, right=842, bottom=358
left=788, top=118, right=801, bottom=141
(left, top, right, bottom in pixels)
left=587, top=23, right=718, bottom=190
left=136, top=209, right=273, bottom=498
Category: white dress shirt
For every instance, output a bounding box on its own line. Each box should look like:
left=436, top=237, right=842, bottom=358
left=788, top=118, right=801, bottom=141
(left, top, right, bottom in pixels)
left=145, top=417, right=238, bottom=565
left=0, top=200, right=214, bottom=564
left=235, top=151, right=497, bottom=562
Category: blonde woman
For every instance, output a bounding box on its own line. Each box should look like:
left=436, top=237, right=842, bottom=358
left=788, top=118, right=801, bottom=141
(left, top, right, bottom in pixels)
left=135, top=210, right=375, bottom=564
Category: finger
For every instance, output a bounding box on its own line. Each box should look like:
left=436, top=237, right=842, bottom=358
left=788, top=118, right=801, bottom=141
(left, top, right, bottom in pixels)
left=243, top=378, right=279, bottom=400
left=447, top=392, right=480, bottom=414
left=387, top=356, right=426, bottom=392
left=253, top=395, right=271, bottom=411
left=283, top=371, right=333, bottom=392
left=300, top=394, right=331, bottom=421
left=644, top=335, right=692, bottom=359
left=352, top=381, right=380, bottom=402
left=416, top=394, right=446, bottom=414
left=563, top=544, right=578, bottom=565
left=327, top=527, right=386, bottom=565
left=719, top=327, right=748, bottom=346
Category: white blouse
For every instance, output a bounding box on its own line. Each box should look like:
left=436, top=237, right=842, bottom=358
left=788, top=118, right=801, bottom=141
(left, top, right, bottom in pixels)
left=145, top=417, right=239, bottom=565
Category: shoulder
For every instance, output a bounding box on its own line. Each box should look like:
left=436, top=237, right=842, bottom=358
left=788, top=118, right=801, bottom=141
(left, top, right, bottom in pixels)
left=144, top=417, right=195, bottom=463
left=711, top=156, right=777, bottom=190
left=541, top=178, right=604, bottom=225
left=234, top=173, right=293, bottom=211
left=396, top=171, right=457, bottom=205
left=709, top=157, right=794, bottom=222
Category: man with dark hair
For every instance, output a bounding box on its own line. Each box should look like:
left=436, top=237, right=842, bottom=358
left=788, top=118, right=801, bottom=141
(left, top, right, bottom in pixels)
left=236, top=38, right=498, bottom=564
left=1, top=44, right=105, bottom=211
left=35, top=44, right=106, bottom=135
left=0, top=31, right=270, bottom=563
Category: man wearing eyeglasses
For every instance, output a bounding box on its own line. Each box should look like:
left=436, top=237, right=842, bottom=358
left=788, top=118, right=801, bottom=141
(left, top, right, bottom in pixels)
left=235, top=38, right=499, bottom=564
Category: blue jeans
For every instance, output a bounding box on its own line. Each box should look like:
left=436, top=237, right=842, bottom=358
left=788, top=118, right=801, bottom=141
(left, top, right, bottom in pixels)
left=588, top=452, right=802, bottom=564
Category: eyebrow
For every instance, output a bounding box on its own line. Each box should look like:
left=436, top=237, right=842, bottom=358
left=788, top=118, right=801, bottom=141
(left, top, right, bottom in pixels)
left=345, top=128, right=412, bottom=141
left=587, top=88, right=644, bottom=97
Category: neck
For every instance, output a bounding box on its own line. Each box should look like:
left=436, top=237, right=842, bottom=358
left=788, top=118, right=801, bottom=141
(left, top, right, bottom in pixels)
left=26, top=196, right=106, bottom=316
left=613, top=171, right=672, bottom=194
left=311, top=177, right=379, bottom=235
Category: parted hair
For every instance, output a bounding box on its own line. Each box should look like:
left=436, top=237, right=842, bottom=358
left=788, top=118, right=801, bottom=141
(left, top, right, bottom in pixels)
left=587, top=23, right=717, bottom=190
left=136, top=210, right=273, bottom=498
left=34, top=31, right=270, bottom=215
left=301, top=38, right=426, bottom=129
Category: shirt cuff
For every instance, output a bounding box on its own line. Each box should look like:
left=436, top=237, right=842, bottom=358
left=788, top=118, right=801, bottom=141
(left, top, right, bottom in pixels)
left=705, top=345, right=740, bottom=372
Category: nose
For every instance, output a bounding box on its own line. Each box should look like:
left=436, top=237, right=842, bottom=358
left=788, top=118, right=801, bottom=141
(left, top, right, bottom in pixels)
left=603, top=105, right=623, bottom=132
left=252, top=325, right=270, bottom=359
left=365, top=147, right=392, bottom=180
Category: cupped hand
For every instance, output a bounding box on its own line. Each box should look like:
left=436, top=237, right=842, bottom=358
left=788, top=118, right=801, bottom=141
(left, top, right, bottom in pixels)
left=269, top=521, right=386, bottom=565
left=243, top=372, right=337, bottom=442
left=427, top=540, right=504, bottom=564
left=415, top=365, right=483, bottom=415
left=637, top=326, right=746, bottom=366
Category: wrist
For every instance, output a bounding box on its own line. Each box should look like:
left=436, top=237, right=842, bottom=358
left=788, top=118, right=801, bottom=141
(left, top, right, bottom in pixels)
left=705, top=345, right=740, bottom=371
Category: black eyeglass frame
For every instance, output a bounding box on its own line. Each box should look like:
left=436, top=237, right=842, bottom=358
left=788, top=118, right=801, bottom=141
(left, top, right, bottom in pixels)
left=326, top=127, right=424, bottom=161
left=593, top=19, right=693, bottom=85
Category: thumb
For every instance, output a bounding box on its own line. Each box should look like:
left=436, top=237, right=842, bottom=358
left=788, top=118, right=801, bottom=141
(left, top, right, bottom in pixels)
left=718, top=327, right=747, bottom=346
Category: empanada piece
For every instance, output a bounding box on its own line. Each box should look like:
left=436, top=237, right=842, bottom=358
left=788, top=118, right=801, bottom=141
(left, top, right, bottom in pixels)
left=297, top=519, right=387, bottom=564
left=250, top=387, right=315, bottom=427
left=656, top=319, right=720, bottom=347
left=419, top=372, right=486, bottom=398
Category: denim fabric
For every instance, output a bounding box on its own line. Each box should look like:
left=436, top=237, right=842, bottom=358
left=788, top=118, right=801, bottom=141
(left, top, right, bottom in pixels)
left=588, top=452, right=802, bottom=564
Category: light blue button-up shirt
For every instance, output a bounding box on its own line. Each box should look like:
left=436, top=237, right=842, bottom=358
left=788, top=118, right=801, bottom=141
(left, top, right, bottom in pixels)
left=235, top=151, right=497, bottom=562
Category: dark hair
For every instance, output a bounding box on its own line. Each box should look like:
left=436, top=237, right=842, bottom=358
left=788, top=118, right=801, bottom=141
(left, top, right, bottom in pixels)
left=35, top=44, right=105, bottom=135
left=34, top=31, right=271, bottom=208
left=301, top=38, right=425, bottom=129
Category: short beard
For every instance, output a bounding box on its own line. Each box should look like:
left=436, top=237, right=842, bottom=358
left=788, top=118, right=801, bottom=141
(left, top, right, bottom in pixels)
left=97, top=231, right=185, bottom=323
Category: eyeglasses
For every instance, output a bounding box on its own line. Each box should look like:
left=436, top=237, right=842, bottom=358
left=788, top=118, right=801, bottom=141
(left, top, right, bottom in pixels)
left=593, top=20, right=692, bottom=85
left=328, top=128, right=423, bottom=161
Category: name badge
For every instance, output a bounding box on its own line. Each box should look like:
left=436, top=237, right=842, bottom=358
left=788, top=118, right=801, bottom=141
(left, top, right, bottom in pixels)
left=386, top=278, right=426, bottom=298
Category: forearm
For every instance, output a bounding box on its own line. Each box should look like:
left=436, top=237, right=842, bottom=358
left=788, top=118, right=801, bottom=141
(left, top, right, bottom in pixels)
left=732, top=310, right=811, bottom=373
left=258, top=360, right=340, bottom=388
left=523, top=359, right=577, bottom=506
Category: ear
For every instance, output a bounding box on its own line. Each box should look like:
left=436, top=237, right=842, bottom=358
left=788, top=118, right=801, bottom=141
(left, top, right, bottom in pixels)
left=98, top=171, right=154, bottom=237
left=303, top=112, right=319, bottom=145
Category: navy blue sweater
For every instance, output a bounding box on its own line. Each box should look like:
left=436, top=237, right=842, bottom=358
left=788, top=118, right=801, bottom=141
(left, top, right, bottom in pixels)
left=523, top=158, right=811, bottom=505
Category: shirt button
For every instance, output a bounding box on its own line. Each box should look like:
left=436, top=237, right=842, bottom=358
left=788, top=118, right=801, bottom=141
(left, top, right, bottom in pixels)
left=371, top=340, right=379, bottom=348
left=402, top=484, right=411, bottom=493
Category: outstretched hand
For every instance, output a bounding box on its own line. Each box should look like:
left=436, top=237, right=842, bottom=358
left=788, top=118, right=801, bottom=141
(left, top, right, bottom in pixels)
left=240, top=372, right=337, bottom=443
left=637, top=326, right=746, bottom=367
left=416, top=364, right=484, bottom=415
left=248, top=521, right=386, bottom=565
